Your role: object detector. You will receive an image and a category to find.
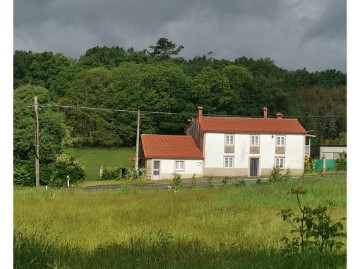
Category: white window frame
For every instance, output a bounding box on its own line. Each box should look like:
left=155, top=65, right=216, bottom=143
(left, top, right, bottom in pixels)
left=153, top=160, right=160, bottom=176
left=225, top=134, right=234, bottom=146
left=274, top=157, right=285, bottom=169
left=175, top=160, right=185, bottom=172
left=224, top=156, right=234, bottom=168
left=276, top=135, right=285, bottom=147
left=250, top=135, right=260, bottom=146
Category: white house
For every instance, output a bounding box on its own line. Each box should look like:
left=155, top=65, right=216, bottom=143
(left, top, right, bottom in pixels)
left=140, top=107, right=309, bottom=179
left=139, top=134, right=203, bottom=180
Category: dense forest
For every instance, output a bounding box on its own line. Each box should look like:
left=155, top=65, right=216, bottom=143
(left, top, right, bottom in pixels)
left=14, top=38, right=346, bottom=150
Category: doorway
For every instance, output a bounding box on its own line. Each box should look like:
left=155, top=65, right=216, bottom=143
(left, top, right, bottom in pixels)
left=250, top=158, right=259, bottom=177
left=152, top=160, right=160, bottom=180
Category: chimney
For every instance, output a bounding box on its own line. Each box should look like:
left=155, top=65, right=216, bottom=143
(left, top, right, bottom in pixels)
left=276, top=112, right=284, bottom=119
left=263, top=107, right=268, bottom=118
left=196, top=106, right=203, bottom=148
left=198, top=106, right=203, bottom=123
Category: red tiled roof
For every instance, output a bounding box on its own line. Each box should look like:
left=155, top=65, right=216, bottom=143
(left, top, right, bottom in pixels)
left=200, top=117, right=307, bottom=134
left=141, top=134, right=203, bottom=159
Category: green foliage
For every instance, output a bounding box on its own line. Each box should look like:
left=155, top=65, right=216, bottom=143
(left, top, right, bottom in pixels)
left=269, top=167, right=291, bottom=183
left=14, top=45, right=346, bottom=148
left=100, top=166, right=124, bottom=180
left=13, top=162, right=34, bottom=186
left=41, top=154, right=85, bottom=187
left=148, top=38, right=184, bottom=59
left=13, top=50, right=78, bottom=100
left=335, top=151, right=347, bottom=171
left=297, top=86, right=346, bottom=144
left=304, top=156, right=315, bottom=173
left=279, top=186, right=346, bottom=261
left=170, top=173, right=182, bottom=192
left=234, top=179, right=246, bottom=187
left=13, top=85, right=68, bottom=186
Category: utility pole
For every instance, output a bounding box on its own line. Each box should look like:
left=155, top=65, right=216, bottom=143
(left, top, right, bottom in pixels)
left=34, top=96, right=40, bottom=187
left=135, top=110, right=140, bottom=177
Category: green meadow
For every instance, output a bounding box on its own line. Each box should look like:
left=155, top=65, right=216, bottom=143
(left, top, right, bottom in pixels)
left=14, top=176, right=346, bottom=268
left=64, top=147, right=135, bottom=180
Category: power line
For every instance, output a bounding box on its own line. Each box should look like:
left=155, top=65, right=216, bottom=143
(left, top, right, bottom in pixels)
left=38, top=104, right=192, bottom=117
left=22, top=103, right=347, bottom=118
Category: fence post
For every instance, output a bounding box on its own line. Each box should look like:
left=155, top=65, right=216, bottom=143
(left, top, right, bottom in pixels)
left=322, top=155, right=326, bottom=171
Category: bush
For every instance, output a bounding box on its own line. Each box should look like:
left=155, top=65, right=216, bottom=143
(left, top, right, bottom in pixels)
left=269, top=167, right=291, bottom=183
left=335, top=151, right=347, bottom=171
left=279, top=186, right=346, bottom=261
left=170, top=173, right=182, bottom=192
left=100, top=167, right=125, bottom=180
left=41, top=154, right=85, bottom=187
left=304, top=156, right=315, bottom=173
left=13, top=161, right=34, bottom=186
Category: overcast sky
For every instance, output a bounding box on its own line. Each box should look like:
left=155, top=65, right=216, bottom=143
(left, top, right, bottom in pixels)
left=13, top=0, right=346, bottom=72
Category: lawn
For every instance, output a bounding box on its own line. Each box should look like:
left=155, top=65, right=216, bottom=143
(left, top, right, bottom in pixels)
left=64, top=147, right=136, bottom=181
left=14, top=176, right=347, bottom=268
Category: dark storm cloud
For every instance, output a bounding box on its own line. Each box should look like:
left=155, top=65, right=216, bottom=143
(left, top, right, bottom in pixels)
left=302, top=0, right=346, bottom=40
left=14, top=0, right=346, bottom=72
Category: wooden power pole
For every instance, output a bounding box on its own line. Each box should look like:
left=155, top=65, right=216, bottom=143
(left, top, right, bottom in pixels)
left=135, top=110, right=140, bottom=177
left=34, top=96, right=40, bottom=187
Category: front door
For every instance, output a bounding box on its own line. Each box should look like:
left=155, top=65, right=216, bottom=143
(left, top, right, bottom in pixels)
left=152, top=160, right=160, bottom=180
left=250, top=158, right=259, bottom=177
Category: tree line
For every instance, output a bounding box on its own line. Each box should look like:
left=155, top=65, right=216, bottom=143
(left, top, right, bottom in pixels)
left=13, top=39, right=346, bottom=184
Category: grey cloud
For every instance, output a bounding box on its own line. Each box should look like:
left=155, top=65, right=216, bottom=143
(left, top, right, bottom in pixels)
left=302, top=0, right=346, bottom=41
left=14, top=0, right=346, bottom=72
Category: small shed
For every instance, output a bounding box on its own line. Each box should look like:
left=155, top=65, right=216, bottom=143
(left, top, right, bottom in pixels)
left=311, top=145, right=347, bottom=172
left=311, top=145, right=347, bottom=160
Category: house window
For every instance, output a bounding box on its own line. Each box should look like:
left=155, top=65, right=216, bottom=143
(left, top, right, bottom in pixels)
left=276, top=136, right=285, bottom=146
left=275, top=158, right=285, bottom=169
left=175, top=161, right=185, bottom=172
left=225, top=134, right=234, bottom=145
left=224, top=156, right=234, bottom=168
left=153, top=160, right=160, bottom=175
left=251, top=135, right=260, bottom=146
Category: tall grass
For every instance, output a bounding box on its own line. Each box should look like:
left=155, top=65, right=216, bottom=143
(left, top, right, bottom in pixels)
left=14, top=176, right=346, bottom=268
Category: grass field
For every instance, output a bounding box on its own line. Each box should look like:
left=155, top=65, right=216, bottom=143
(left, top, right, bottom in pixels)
left=64, top=147, right=136, bottom=181
left=14, top=176, right=347, bottom=268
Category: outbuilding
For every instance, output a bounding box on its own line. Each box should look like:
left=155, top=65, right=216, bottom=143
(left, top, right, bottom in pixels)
left=140, top=134, right=203, bottom=180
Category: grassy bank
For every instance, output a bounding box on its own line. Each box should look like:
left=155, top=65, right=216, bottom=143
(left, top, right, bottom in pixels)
left=14, top=176, right=346, bottom=268
left=64, top=147, right=135, bottom=180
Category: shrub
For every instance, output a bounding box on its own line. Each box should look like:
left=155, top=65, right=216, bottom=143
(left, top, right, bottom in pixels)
left=13, top=161, right=34, bottom=186
left=234, top=179, right=246, bottom=187
left=170, top=173, right=182, bottom=192
left=269, top=167, right=291, bottom=183
left=100, top=167, right=125, bottom=180
left=279, top=186, right=346, bottom=262
left=41, top=154, right=85, bottom=187
left=304, top=156, right=315, bottom=173
left=335, top=151, right=347, bottom=171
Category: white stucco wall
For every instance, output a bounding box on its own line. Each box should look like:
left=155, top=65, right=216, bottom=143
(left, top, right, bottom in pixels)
left=151, top=159, right=203, bottom=180
left=284, top=134, right=305, bottom=169
left=203, top=132, right=305, bottom=175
